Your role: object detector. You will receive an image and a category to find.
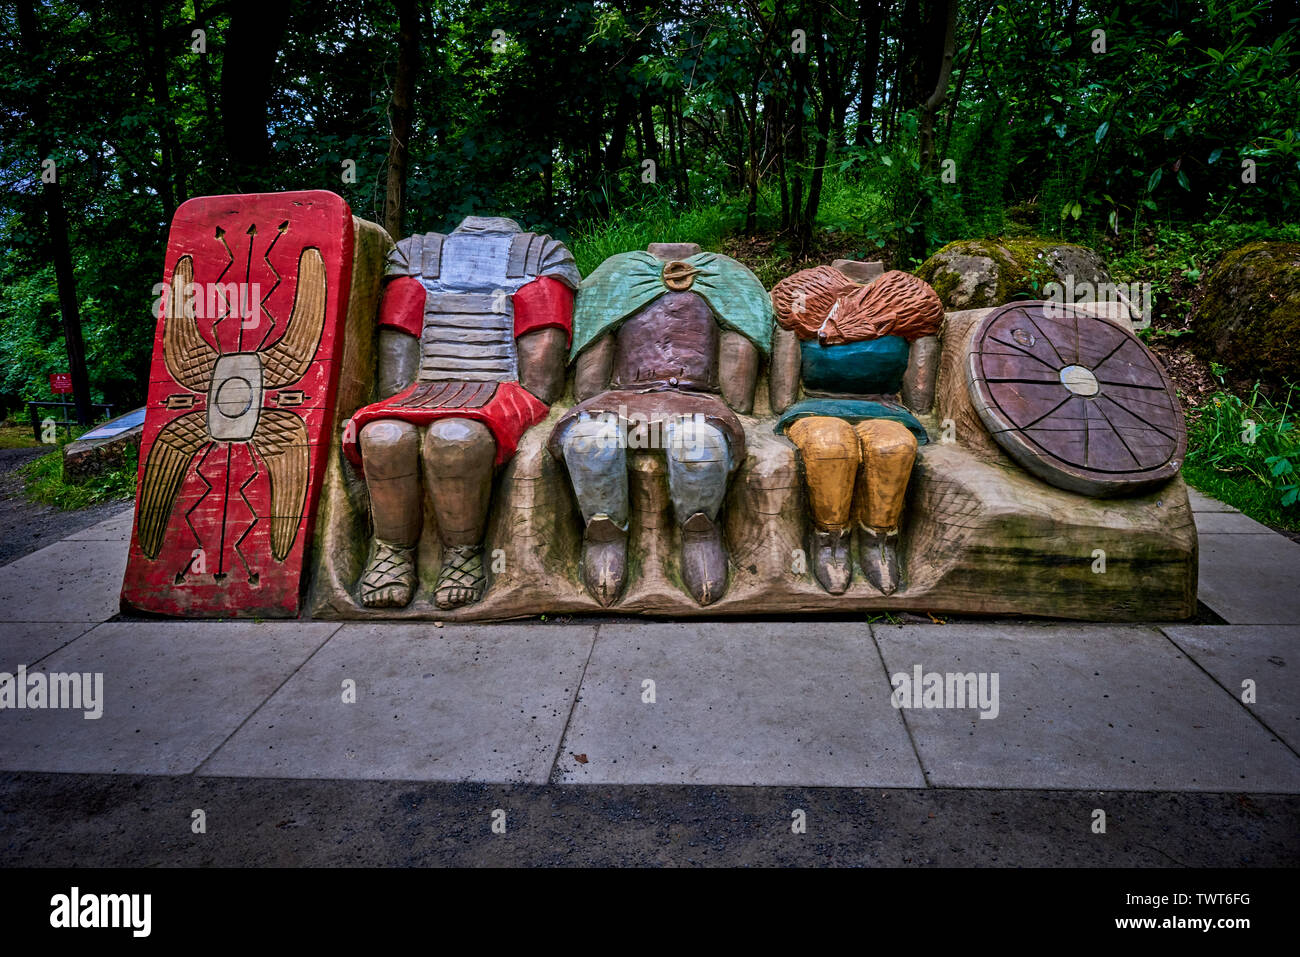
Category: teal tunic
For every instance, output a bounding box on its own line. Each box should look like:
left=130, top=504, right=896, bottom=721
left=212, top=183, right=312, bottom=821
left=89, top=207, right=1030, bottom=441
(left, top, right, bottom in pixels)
left=800, top=335, right=909, bottom=394
left=776, top=335, right=927, bottom=442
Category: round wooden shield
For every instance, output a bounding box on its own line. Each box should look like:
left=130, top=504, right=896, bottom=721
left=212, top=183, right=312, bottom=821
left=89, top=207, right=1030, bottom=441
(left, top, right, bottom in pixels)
left=966, top=301, right=1186, bottom=497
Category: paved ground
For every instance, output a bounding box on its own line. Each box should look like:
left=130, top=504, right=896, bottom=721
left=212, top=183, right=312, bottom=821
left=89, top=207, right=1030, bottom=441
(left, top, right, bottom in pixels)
left=0, top=447, right=131, bottom=567
left=1, top=488, right=1297, bottom=865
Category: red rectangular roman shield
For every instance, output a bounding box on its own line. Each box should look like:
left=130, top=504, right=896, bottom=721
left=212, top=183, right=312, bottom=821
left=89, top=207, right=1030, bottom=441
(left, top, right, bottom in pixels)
left=121, top=190, right=354, bottom=616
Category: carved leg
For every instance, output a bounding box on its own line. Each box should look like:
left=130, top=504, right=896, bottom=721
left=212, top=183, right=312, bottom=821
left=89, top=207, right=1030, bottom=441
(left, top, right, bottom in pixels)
left=423, top=418, right=496, bottom=609
left=358, top=420, right=421, bottom=608
left=559, top=414, right=629, bottom=606
left=852, top=419, right=918, bottom=595
left=664, top=417, right=731, bottom=606
left=786, top=416, right=859, bottom=594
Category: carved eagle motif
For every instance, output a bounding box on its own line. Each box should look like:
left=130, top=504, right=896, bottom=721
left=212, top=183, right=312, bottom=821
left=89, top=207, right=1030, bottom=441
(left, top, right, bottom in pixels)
left=137, top=248, right=325, bottom=564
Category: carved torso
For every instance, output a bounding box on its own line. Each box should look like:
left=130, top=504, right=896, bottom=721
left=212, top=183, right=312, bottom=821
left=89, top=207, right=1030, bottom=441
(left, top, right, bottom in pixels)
left=389, top=222, right=576, bottom=385
left=610, top=292, right=720, bottom=392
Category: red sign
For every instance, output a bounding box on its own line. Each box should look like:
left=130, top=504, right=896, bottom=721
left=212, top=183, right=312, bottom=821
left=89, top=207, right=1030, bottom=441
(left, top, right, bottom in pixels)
left=49, top=373, right=73, bottom=394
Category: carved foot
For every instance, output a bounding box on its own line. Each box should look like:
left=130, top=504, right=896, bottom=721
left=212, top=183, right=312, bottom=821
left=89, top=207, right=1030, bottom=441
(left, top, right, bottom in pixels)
left=680, top=511, right=728, bottom=606
left=857, top=525, right=901, bottom=595
left=582, top=514, right=627, bottom=607
left=435, top=544, right=486, bottom=609
left=810, top=526, right=852, bottom=594
left=360, top=540, right=417, bottom=608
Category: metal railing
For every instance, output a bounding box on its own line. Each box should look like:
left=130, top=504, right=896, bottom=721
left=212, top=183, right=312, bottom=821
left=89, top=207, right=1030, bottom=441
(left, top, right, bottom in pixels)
left=27, top=400, right=115, bottom=442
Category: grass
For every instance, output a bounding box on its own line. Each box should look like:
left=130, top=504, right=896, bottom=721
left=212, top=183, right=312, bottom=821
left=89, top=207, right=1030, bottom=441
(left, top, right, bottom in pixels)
left=1182, top=383, right=1299, bottom=531
left=0, top=424, right=45, bottom=449
left=21, top=439, right=137, bottom=511
left=569, top=192, right=747, bottom=275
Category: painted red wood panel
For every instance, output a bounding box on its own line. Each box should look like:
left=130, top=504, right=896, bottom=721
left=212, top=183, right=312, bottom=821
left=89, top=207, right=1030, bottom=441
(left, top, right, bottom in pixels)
left=121, top=190, right=354, bottom=616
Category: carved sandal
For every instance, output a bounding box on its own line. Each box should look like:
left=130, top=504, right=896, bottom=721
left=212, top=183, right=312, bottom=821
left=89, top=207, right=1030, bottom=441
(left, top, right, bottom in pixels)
left=435, top=544, right=486, bottom=609
left=360, top=540, right=417, bottom=608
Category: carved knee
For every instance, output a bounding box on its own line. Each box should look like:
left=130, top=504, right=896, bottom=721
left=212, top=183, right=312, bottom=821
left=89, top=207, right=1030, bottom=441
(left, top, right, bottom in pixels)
left=855, top=419, right=918, bottom=462
left=423, top=418, right=496, bottom=477
left=359, top=420, right=420, bottom=480
left=560, top=415, right=625, bottom=472
left=664, top=420, right=731, bottom=524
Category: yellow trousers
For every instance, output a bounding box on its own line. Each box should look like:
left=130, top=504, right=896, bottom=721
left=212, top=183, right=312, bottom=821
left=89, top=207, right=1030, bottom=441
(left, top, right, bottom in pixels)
left=787, top=416, right=917, bottom=532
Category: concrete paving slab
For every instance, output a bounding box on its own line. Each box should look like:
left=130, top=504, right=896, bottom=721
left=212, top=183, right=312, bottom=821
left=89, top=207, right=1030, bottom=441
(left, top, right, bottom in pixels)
left=1198, top=533, right=1300, bottom=624
left=1187, top=488, right=1237, bottom=512
left=0, top=538, right=127, bottom=622
left=1162, top=625, right=1300, bottom=753
left=555, top=622, right=925, bottom=787
left=0, top=621, right=338, bottom=775
left=872, top=623, right=1300, bottom=791
left=0, top=621, right=97, bottom=669
left=199, top=623, right=595, bottom=783
left=1194, top=510, right=1274, bottom=534
left=64, top=508, right=133, bottom=541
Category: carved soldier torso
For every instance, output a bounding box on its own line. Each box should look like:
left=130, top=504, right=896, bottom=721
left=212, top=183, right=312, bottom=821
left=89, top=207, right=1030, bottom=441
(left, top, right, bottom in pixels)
left=393, top=220, right=573, bottom=388
left=609, top=292, right=720, bottom=393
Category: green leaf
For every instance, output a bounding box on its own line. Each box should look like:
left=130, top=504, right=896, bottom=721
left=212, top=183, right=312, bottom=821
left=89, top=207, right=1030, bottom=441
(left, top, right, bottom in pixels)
left=1177, top=169, right=1190, bottom=190
left=1208, top=148, right=1223, bottom=164
left=1070, top=202, right=1083, bottom=220
left=1095, top=121, right=1109, bottom=144
left=1148, top=167, right=1163, bottom=191
left=880, top=155, right=893, bottom=167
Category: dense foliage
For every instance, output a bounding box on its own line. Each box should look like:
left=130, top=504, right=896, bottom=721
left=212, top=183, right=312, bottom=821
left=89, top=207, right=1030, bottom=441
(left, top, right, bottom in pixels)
left=2, top=0, right=1297, bottom=417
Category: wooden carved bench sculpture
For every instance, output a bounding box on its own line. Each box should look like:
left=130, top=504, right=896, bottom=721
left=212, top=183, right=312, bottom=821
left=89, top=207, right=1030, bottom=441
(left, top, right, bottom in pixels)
left=308, top=250, right=1196, bottom=622
left=120, top=193, right=1194, bottom=621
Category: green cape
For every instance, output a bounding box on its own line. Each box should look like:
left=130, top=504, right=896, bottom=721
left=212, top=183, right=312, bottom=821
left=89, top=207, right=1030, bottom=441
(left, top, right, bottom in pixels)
left=570, top=251, right=774, bottom=359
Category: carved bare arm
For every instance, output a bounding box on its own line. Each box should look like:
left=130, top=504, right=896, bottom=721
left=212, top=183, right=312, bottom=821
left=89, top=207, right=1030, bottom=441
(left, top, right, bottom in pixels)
left=573, top=334, right=614, bottom=402
left=377, top=329, right=419, bottom=400
left=375, top=276, right=425, bottom=400
left=718, top=331, right=759, bottom=414
left=901, top=334, right=941, bottom=414
left=768, top=326, right=801, bottom=414
left=518, top=328, right=568, bottom=404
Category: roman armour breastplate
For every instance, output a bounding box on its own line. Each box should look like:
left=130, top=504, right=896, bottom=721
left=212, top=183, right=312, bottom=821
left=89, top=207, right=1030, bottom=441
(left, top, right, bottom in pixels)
left=610, top=291, right=720, bottom=392
left=393, top=223, right=563, bottom=385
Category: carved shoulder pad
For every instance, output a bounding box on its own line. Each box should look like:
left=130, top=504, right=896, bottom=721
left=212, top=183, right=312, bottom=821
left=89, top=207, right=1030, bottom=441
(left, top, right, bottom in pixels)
left=507, top=233, right=580, bottom=289
left=387, top=232, right=447, bottom=280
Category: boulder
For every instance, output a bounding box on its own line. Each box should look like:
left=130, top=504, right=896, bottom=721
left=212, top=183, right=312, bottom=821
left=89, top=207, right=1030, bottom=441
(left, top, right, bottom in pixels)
left=1194, top=241, right=1300, bottom=383
left=915, top=237, right=1112, bottom=310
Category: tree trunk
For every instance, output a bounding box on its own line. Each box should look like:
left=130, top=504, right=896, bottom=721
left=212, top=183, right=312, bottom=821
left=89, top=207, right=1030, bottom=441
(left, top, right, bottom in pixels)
left=855, top=1, right=887, bottom=146
left=139, top=0, right=186, bottom=213
left=801, top=14, right=834, bottom=256
left=16, top=0, right=93, bottom=424
left=918, top=0, right=958, bottom=175
left=384, top=0, right=419, bottom=238
left=221, top=0, right=291, bottom=190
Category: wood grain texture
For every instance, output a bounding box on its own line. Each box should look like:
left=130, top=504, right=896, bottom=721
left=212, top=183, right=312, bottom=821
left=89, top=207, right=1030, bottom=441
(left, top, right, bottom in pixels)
left=967, top=301, right=1187, bottom=497
left=308, top=412, right=1196, bottom=621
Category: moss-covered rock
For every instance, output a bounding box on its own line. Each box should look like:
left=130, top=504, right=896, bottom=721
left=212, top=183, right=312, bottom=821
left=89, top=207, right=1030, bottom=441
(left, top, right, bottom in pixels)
left=1194, top=241, right=1300, bottom=384
left=915, top=238, right=1112, bottom=310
